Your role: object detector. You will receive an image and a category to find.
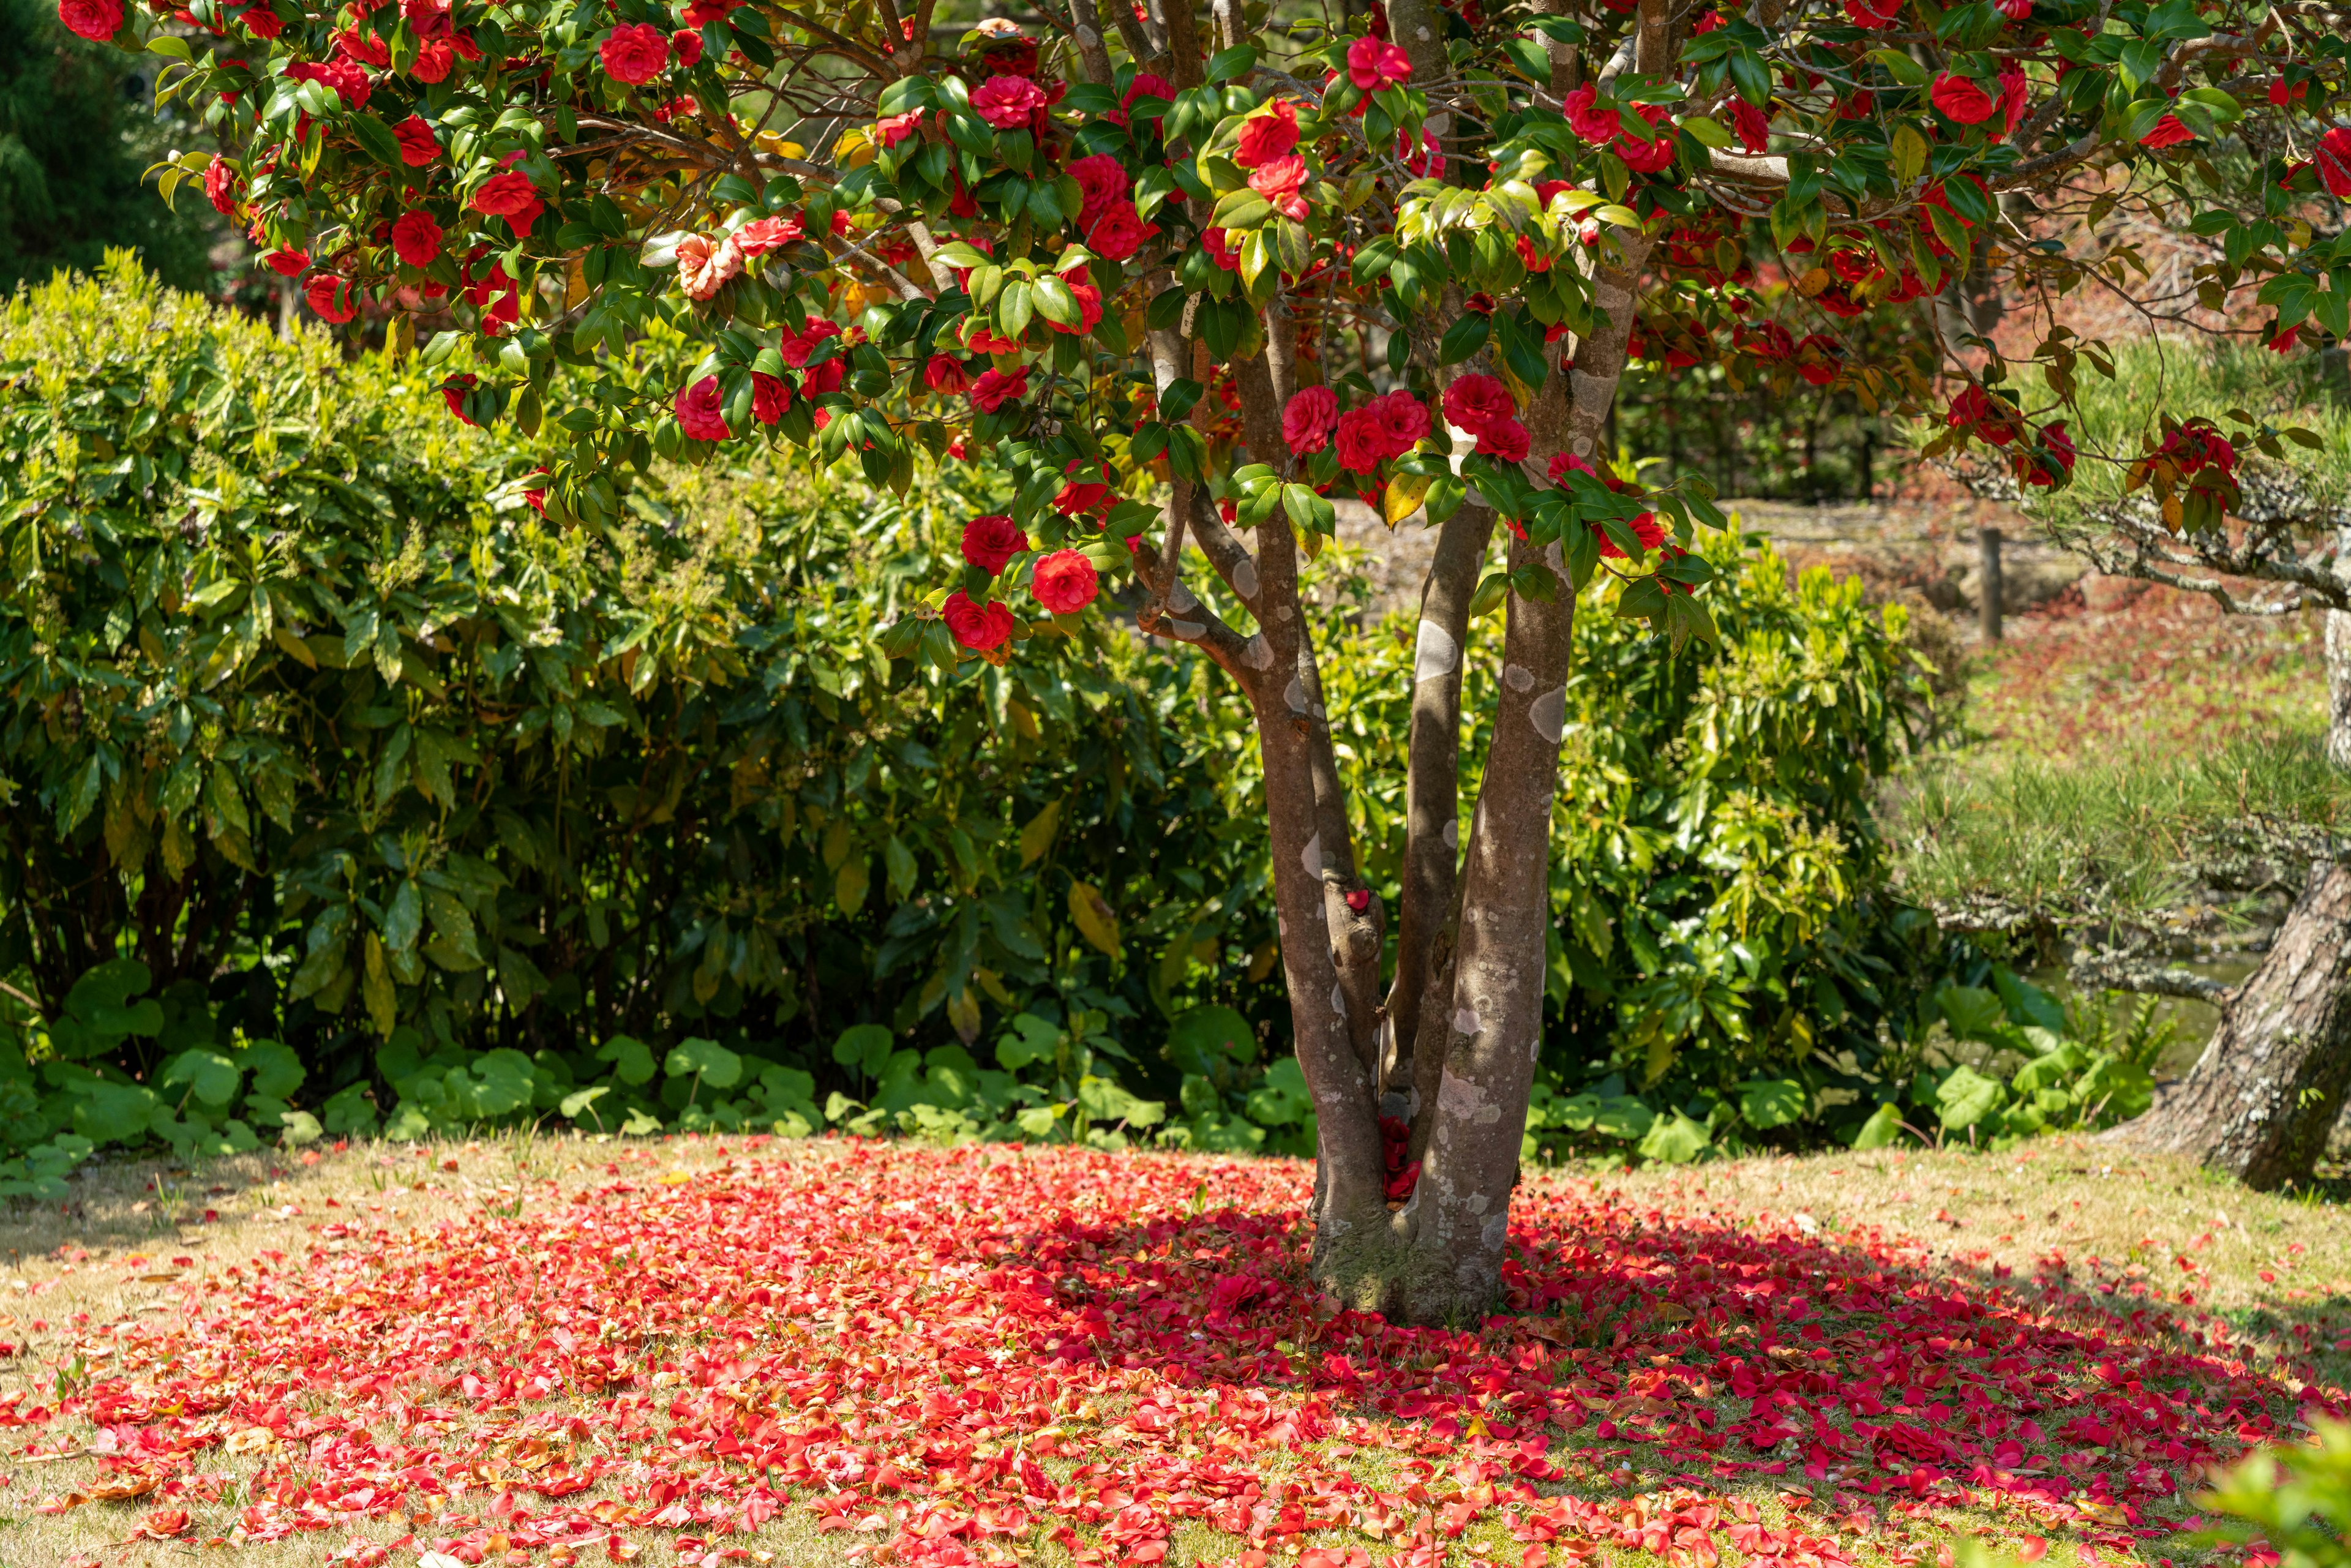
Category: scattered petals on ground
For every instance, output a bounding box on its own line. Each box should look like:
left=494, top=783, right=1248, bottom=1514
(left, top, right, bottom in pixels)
left=7, top=1143, right=2338, bottom=1564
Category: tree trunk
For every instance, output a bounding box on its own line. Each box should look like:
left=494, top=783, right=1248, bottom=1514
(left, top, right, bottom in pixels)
left=2327, top=605, right=2351, bottom=769
left=2118, top=861, right=2351, bottom=1189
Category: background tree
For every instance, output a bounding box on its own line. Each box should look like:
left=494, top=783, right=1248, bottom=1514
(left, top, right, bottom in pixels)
left=110, top=0, right=2330, bottom=1311
left=0, top=0, right=220, bottom=293
left=1940, top=334, right=2351, bottom=1190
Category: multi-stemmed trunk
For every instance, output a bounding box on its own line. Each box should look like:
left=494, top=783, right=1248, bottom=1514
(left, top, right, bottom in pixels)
left=1104, top=0, right=1656, bottom=1324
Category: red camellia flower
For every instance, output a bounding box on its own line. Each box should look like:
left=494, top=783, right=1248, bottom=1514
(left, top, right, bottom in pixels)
left=2271, top=76, right=2309, bottom=107
left=675, top=376, right=731, bottom=442
left=1085, top=204, right=1159, bottom=261
left=970, top=73, right=1049, bottom=129
left=1548, top=452, right=1597, bottom=484
left=1442, top=374, right=1517, bottom=441
left=1346, top=34, right=1412, bottom=91
left=1616, top=105, right=1678, bottom=173
left=1731, top=99, right=1771, bottom=152
left=1477, top=419, right=1530, bottom=462
left=961, top=515, right=1029, bottom=574
left=1842, top=0, right=1901, bottom=23
left=1998, top=66, right=2028, bottom=135
left=306, top=274, right=359, bottom=323
left=1032, top=550, right=1100, bottom=614
left=390, top=210, right=443, bottom=266
left=2164, top=418, right=2237, bottom=477
left=1595, top=512, right=1668, bottom=558
left=1373, top=389, right=1430, bottom=456
left=336, top=27, right=391, bottom=66
left=1068, top=154, right=1130, bottom=225
left=1047, top=276, right=1103, bottom=336
left=942, top=590, right=1016, bottom=651
left=1794, top=334, right=1843, bottom=386
left=288, top=58, right=372, bottom=108
left=441, top=373, right=479, bottom=426
left=203, top=156, right=239, bottom=216
left=1930, top=73, right=1997, bottom=125
left=1561, top=84, right=1620, bottom=146
left=924, top=355, right=972, bottom=394
left=1283, top=386, right=1340, bottom=455
left=1202, top=227, right=1241, bottom=271
left=600, top=23, right=671, bottom=84
left=751, top=372, right=790, bottom=426
left=2318, top=127, right=2351, bottom=198
left=1234, top=99, right=1300, bottom=168
left=393, top=115, right=440, bottom=165
left=263, top=247, right=309, bottom=276
left=1335, top=408, right=1387, bottom=473
left=2140, top=113, right=2195, bottom=149
left=57, top=0, right=121, bottom=40
left=471, top=169, right=545, bottom=237
left=672, top=29, right=702, bottom=67
left=241, top=2, right=282, bottom=37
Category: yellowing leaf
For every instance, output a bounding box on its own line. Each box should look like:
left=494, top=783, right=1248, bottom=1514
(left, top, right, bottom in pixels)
left=1020, top=798, right=1063, bottom=866
left=1068, top=881, right=1122, bottom=959
left=1382, top=475, right=1432, bottom=527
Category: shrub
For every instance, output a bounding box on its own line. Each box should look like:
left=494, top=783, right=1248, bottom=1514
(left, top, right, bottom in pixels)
left=0, top=260, right=1267, bottom=1187
left=2203, top=1421, right=2351, bottom=1568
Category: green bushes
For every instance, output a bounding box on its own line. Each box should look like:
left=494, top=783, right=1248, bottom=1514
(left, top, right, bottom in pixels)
left=0, top=258, right=1269, bottom=1187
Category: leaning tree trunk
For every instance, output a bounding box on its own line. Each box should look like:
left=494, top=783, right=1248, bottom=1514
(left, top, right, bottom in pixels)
left=2120, top=861, right=2351, bottom=1188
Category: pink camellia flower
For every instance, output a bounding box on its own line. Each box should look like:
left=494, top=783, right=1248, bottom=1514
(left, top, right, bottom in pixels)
left=394, top=115, right=440, bottom=165
left=961, top=515, right=1029, bottom=574
left=1373, top=390, right=1430, bottom=457
left=676, top=233, right=742, bottom=301
left=390, top=210, right=443, bottom=267
left=1085, top=204, right=1160, bottom=261
left=1247, top=154, right=1309, bottom=220
left=875, top=110, right=923, bottom=148
left=1548, top=452, right=1597, bottom=484
left=601, top=23, right=672, bottom=85
left=1334, top=408, right=1387, bottom=473
left=471, top=169, right=545, bottom=237
left=970, top=73, right=1049, bottom=129
left=942, top=590, right=1016, bottom=651
left=1068, top=154, right=1130, bottom=225
left=924, top=355, right=972, bottom=394
left=1031, top=550, right=1100, bottom=614
left=675, top=376, right=732, bottom=441
left=1930, top=72, right=1997, bottom=125
left=1234, top=99, right=1299, bottom=169
left=1282, top=386, right=1340, bottom=456
left=306, top=274, right=359, bottom=324
left=1346, top=34, right=1412, bottom=92
left=751, top=372, right=790, bottom=426
left=730, top=216, right=796, bottom=257
left=57, top=0, right=121, bottom=40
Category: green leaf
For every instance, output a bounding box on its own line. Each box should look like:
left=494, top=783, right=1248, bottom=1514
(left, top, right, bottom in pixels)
left=1738, top=1079, right=1806, bottom=1130
left=834, top=1022, right=894, bottom=1076
left=1850, top=1100, right=1905, bottom=1150
left=666, top=1037, right=743, bottom=1088
left=1638, top=1108, right=1709, bottom=1163
left=1935, top=1063, right=2007, bottom=1131
left=162, top=1049, right=243, bottom=1108
left=1938, top=984, right=2007, bottom=1043
left=241, top=1040, right=306, bottom=1101
left=1205, top=43, right=1258, bottom=83
left=1439, top=314, right=1491, bottom=366
left=597, top=1034, right=658, bottom=1086
left=350, top=113, right=405, bottom=168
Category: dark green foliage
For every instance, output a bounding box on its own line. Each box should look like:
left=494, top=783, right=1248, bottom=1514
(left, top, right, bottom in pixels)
left=0, top=259, right=1268, bottom=1185
left=0, top=0, right=219, bottom=294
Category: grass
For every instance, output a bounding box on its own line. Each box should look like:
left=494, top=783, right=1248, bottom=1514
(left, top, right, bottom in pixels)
left=1889, top=576, right=2344, bottom=923
left=1, top=1133, right=2345, bottom=1568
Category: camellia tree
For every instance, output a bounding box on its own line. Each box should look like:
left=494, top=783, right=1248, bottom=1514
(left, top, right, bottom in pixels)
left=95, top=0, right=2336, bottom=1311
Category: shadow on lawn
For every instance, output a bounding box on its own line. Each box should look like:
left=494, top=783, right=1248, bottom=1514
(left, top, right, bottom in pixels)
left=988, top=1173, right=2347, bottom=1562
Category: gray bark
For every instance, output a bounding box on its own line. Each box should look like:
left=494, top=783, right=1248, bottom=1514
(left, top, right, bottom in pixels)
left=2328, top=606, right=2351, bottom=770
left=2118, top=861, right=2351, bottom=1189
